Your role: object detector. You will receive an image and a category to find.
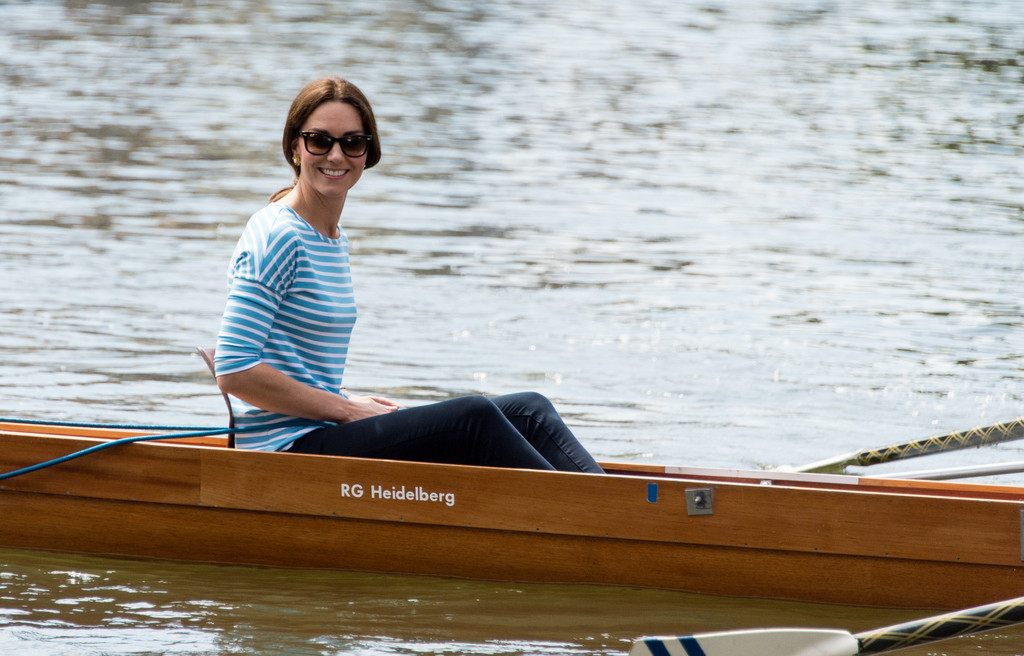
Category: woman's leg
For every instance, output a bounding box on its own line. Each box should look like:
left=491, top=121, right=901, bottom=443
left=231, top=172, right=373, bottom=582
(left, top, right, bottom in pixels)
left=491, top=392, right=605, bottom=473
left=289, top=396, right=556, bottom=470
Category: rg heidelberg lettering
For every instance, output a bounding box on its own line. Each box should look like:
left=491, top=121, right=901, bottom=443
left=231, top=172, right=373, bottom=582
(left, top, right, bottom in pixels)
left=340, top=482, right=456, bottom=507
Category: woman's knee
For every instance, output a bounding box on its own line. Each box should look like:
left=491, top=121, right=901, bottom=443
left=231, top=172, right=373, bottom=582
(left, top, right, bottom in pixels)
left=519, top=391, right=553, bottom=410
left=493, top=391, right=555, bottom=416
left=448, top=395, right=505, bottom=423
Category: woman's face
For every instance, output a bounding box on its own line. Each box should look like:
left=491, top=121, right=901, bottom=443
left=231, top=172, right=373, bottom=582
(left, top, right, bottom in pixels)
left=292, top=101, right=368, bottom=201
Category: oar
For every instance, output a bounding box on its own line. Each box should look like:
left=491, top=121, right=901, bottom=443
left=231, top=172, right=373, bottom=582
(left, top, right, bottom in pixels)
left=630, top=593, right=1024, bottom=656
left=790, top=416, right=1024, bottom=474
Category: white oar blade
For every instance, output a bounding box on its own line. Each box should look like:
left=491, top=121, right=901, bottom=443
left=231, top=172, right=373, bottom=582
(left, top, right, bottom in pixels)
left=630, top=628, right=858, bottom=656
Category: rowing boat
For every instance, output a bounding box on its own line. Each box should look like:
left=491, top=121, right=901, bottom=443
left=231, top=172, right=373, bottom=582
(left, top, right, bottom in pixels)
left=1, top=419, right=1022, bottom=609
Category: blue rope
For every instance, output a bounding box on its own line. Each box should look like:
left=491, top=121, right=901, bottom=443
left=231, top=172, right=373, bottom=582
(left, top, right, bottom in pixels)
left=0, top=427, right=231, bottom=482
left=0, top=418, right=329, bottom=483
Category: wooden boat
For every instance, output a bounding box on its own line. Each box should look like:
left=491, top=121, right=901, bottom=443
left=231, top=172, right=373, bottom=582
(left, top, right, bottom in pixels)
left=1, top=419, right=1022, bottom=610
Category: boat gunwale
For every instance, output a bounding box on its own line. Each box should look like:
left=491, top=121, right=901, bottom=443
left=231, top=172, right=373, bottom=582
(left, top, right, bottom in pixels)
left=4, top=421, right=1024, bottom=503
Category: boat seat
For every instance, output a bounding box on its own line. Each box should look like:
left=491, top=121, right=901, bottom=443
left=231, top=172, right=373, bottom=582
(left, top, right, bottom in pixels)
left=196, top=346, right=235, bottom=448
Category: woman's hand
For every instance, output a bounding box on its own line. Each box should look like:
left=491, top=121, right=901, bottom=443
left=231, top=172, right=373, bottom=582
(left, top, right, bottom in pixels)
left=341, top=392, right=403, bottom=422
left=218, top=363, right=402, bottom=424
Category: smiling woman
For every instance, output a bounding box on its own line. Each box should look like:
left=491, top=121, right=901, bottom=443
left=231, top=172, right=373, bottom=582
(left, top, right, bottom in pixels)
left=282, top=101, right=370, bottom=234
left=269, top=76, right=381, bottom=234
left=212, top=76, right=605, bottom=473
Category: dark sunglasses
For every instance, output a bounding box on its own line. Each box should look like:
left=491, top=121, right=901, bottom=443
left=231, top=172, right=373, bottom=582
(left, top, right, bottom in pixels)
left=300, top=131, right=373, bottom=157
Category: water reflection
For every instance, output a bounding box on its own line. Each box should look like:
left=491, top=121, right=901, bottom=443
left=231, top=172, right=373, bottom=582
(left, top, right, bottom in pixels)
left=6, top=547, right=1024, bottom=655
left=0, top=548, right=935, bottom=655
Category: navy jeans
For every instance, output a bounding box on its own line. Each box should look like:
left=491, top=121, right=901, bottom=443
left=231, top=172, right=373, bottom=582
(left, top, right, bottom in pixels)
left=288, top=392, right=604, bottom=473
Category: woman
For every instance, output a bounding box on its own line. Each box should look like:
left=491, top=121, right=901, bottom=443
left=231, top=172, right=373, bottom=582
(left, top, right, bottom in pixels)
left=214, top=77, right=603, bottom=473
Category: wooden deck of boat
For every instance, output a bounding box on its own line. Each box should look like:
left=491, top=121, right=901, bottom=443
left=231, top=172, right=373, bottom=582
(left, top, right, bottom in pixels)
left=1, top=421, right=1022, bottom=609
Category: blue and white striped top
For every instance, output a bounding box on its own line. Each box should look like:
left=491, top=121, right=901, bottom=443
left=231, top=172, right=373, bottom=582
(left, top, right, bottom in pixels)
left=214, top=203, right=356, bottom=451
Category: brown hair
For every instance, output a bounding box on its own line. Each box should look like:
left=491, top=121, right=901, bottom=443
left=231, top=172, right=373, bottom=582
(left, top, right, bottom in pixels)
left=269, top=77, right=381, bottom=202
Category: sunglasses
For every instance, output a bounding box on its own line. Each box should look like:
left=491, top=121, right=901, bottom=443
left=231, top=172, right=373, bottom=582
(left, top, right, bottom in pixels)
left=299, top=131, right=373, bottom=157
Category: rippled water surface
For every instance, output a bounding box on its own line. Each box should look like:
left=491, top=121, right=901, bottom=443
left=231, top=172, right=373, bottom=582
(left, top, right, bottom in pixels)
left=2, top=0, right=1023, bottom=653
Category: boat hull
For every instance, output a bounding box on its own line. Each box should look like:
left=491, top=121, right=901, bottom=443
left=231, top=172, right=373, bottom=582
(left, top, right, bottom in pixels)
left=2, top=423, right=1023, bottom=609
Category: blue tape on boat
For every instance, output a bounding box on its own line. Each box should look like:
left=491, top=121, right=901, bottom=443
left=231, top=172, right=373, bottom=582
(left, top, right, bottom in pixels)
left=647, top=483, right=658, bottom=503
left=638, top=637, right=707, bottom=656
left=679, top=636, right=708, bottom=656
left=639, top=638, right=672, bottom=656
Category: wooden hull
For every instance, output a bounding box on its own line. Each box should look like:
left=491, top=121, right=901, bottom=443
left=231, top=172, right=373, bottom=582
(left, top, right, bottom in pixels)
left=2, top=421, right=1023, bottom=609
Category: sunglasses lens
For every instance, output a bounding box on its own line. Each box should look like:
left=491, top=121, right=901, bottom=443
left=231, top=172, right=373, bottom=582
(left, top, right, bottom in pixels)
left=341, top=136, right=369, bottom=157
left=302, top=132, right=371, bottom=157
left=304, top=133, right=334, bottom=155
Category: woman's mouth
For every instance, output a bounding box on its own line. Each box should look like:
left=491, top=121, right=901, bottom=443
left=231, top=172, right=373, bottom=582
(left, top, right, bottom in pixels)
left=320, top=168, right=347, bottom=178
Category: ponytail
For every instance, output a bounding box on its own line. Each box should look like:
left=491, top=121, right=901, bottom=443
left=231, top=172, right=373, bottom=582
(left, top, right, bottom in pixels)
left=269, top=185, right=293, bottom=203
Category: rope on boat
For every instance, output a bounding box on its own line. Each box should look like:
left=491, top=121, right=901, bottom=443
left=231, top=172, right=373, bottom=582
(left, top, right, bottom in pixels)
left=0, top=427, right=233, bottom=482
left=0, top=417, right=328, bottom=483
left=0, top=416, right=228, bottom=432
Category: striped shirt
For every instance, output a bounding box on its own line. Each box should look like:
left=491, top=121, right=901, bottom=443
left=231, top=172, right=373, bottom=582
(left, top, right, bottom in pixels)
left=214, top=203, right=356, bottom=451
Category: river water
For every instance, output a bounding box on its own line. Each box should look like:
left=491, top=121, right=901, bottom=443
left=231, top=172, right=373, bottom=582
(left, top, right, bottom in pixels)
left=1, top=0, right=1023, bottom=654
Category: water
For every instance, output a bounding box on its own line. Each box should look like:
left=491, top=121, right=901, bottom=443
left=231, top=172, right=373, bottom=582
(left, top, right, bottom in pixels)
left=1, top=0, right=1023, bottom=653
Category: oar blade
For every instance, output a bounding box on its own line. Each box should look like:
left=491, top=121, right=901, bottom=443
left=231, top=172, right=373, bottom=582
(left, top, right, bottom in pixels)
left=630, top=628, right=858, bottom=656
